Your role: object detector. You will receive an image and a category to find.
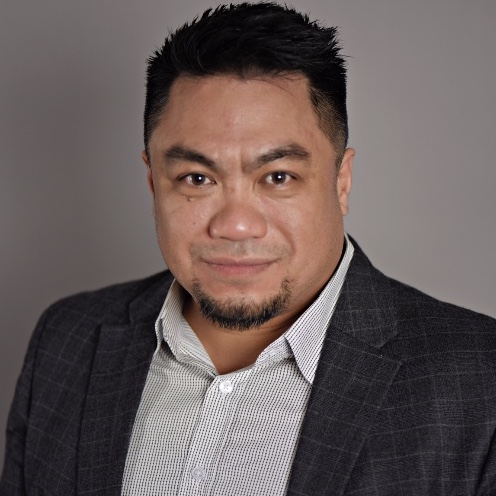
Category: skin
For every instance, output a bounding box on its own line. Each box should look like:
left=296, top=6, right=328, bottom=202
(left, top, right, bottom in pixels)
left=144, top=74, right=354, bottom=373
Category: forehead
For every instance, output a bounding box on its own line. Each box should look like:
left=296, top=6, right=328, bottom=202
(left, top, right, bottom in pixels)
left=168, top=73, right=313, bottom=116
left=169, top=72, right=310, bottom=97
left=151, top=74, right=329, bottom=150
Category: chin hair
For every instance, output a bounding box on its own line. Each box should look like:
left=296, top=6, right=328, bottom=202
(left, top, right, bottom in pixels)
left=191, top=279, right=292, bottom=331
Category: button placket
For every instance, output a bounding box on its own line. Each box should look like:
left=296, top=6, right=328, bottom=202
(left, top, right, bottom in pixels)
left=178, top=370, right=250, bottom=495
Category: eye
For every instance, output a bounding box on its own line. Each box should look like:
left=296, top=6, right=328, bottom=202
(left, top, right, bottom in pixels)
left=264, top=171, right=293, bottom=185
left=181, top=173, right=214, bottom=186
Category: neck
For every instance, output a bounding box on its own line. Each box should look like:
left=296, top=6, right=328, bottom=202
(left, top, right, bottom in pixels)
left=182, top=296, right=298, bottom=374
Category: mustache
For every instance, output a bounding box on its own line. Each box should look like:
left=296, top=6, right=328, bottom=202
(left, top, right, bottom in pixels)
left=190, top=242, right=290, bottom=258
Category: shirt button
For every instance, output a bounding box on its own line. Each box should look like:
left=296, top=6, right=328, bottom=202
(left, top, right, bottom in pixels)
left=219, top=379, right=233, bottom=394
left=191, top=466, right=206, bottom=481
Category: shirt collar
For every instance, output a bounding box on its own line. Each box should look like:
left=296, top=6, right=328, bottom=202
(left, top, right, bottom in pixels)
left=155, top=233, right=354, bottom=384
left=284, top=233, right=354, bottom=384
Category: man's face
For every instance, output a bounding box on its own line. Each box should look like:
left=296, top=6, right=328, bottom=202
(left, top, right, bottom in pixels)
left=145, top=74, right=353, bottom=331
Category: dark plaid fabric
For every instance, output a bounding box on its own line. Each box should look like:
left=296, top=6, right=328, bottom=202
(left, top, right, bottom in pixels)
left=1, top=240, right=496, bottom=496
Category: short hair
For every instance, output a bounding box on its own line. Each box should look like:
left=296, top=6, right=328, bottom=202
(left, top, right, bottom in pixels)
left=144, top=2, right=348, bottom=165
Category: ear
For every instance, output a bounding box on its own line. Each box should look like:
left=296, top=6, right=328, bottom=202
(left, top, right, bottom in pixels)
left=336, top=147, right=354, bottom=216
left=142, top=150, right=155, bottom=198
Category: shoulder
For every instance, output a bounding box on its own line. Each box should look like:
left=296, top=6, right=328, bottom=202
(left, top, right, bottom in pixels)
left=43, top=270, right=173, bottom=326
left=344, top=237, right=496, bottom=356
left=22, top=270, right=173, bottom=392
left=388, top=276, right=496, bottom=342
left=26, top=271, right=173, bottom=367
left=348, top=236, right=496, bottom=335
left=376, top=278, right=496, bottom=387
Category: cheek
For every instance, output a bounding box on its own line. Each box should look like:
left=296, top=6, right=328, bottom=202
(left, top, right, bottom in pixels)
left=154, top=196, right=212, bottom=246
left=269, top=185, right=339, bottom=240
left=273, top=201, right=343, bottom=279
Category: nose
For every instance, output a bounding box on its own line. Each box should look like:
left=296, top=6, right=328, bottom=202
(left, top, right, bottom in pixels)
left=209, top=196, right=268, bottom=241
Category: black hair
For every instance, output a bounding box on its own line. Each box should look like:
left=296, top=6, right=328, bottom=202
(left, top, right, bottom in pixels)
left=144, top=2, right=348, bottom=163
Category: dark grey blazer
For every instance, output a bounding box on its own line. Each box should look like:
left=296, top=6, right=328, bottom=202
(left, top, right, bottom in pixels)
left=2, top=240, right=496, bottom=495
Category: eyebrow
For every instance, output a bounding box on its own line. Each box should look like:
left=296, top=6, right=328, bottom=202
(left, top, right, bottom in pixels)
left=163, top=143, right=310, bottom=171
left=253, top=144, right=310, bottom=168
left=165, top=146, right=215, bottom=168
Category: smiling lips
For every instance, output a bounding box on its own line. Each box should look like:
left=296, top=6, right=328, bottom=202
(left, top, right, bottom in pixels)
left=202, top=257, right=275, bottom=277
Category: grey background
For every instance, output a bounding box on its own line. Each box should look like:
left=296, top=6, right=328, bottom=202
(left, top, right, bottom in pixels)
left=1, top=0, right=495, bottom=470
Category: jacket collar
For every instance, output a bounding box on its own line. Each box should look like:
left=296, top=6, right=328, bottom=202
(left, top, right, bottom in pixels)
left=330, top=237, right=398, bottom=348
left=128, top=270, right=174, bottom=323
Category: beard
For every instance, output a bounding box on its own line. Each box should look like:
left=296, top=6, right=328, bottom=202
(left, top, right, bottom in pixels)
left=191, top=279, right=292, bottom=331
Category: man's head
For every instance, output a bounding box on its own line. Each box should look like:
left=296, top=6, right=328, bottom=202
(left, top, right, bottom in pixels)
left=144, top=2, right=348, bottom=165
left=144, top=3, right=354, bottom=333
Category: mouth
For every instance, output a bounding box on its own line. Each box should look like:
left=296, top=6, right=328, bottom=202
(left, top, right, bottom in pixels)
left=201, top=257, right=276, bottom=277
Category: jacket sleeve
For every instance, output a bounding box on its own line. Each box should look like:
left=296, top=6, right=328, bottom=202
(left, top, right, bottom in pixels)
left=0, top=309, right=48, bottom=496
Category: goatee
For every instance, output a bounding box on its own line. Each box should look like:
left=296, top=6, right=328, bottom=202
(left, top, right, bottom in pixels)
left=191, top=279, right=292, bottom=331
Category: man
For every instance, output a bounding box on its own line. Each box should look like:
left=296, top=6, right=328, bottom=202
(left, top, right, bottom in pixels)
left=1, top=3, right=495, bottom=495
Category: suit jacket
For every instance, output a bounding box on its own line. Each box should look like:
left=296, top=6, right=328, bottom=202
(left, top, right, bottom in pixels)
left=1, top=240, right=496, bottom=495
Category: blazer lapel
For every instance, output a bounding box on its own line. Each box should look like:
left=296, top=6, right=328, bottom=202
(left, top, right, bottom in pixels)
left=288, top=241, right=403, bottom=496
left=77, top=272, right=173, bottom=495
